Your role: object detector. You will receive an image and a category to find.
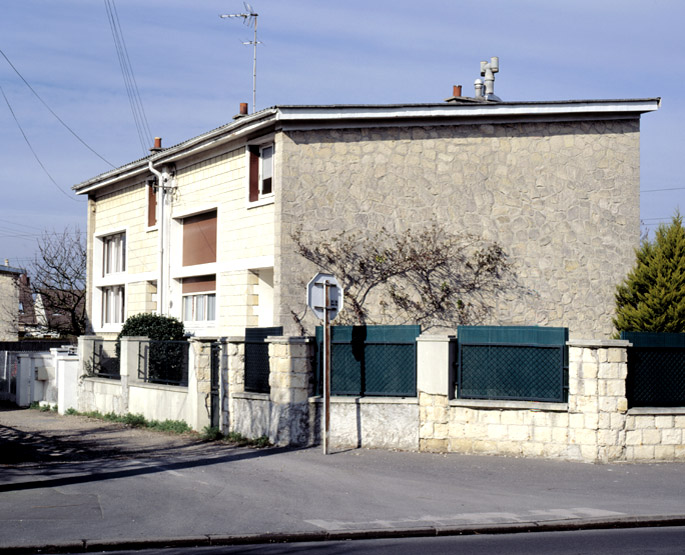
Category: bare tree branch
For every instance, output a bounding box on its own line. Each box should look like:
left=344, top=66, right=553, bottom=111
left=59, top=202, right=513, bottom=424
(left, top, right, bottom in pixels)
left=30, top=227, right=87, bottom=337
left=292, top=223, right=517, bottom=330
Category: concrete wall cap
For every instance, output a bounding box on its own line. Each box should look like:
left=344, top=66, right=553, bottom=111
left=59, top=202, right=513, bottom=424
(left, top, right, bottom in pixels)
left=451, top=398, right=569, bottom=412
left=567, top=339, right=631, bottom=348
left=628, top=407, right=685, bottom=416
left=417, top=334, right=457, bottom=342
left=265, top=336, right=314, bottom=344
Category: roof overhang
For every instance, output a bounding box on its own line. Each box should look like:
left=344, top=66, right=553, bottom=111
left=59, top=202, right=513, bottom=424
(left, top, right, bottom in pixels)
left=73, top=98, right=660, bottom=196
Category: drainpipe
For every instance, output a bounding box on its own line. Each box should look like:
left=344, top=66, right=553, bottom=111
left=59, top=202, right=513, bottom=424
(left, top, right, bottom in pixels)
left=148, top=159, right=169, bottom=316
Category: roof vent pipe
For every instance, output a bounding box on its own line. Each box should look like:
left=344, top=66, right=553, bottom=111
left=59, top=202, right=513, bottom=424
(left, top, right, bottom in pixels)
left=480, top=56, right=501, bottom=101
left=474, top=79, right=484, bottom=99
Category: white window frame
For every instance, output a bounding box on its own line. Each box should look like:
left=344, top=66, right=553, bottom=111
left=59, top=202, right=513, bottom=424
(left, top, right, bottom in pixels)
left=102, top=232, right=126, bottom=276
left=101, top=285, right=125, bottom=326
left=182, top=292, right=216, bottom=322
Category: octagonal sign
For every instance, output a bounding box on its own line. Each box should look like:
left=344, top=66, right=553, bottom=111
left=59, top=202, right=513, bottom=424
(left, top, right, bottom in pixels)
left=307, top=272, right=343, bottom=321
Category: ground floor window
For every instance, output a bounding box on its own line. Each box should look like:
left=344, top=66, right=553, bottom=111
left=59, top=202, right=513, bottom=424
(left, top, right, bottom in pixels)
left=102, top=285, right=125, bottom=325
left=181, top=275, right=216, bottom=322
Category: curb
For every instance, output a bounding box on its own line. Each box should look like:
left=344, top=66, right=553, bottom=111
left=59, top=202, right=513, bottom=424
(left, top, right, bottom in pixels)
left=5, top=515, right=685, bottom=553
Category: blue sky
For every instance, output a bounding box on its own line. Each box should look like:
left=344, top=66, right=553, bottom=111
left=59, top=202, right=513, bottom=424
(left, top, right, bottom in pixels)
left=0, top=0, right=682, bottom=267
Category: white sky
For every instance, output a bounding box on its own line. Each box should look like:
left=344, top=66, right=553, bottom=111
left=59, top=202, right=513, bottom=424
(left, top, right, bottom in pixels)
left=0, top=0, right=682, bottom=267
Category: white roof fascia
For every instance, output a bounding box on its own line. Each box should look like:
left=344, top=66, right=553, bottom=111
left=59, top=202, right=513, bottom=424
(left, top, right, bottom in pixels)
left=74, top=109, right=278, bottom=195
left=275, top=99, right=660, bottom=122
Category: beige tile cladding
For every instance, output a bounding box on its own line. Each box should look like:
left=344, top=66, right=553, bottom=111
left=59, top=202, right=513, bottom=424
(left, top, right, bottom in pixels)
left=275, top=120, right=640, bottom=338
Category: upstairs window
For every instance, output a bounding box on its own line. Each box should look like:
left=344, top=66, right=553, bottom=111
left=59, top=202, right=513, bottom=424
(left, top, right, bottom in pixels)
left=102, top=233, right=126, bottom=276
left=182, top=210, right=217, bottom=267
left=248, top=144, right=274, bottom=202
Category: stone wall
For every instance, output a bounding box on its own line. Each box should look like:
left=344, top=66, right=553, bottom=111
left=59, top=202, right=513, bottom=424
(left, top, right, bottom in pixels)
left=276, top=119, right=641, bottom=338
left=224, top=333, right=685, bottom=463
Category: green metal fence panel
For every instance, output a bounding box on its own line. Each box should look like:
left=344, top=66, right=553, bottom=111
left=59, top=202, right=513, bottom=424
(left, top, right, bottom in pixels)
left=457, top=326, right=568, bottom=403
left=244, top=327, right=283, bottom=394
left=621, top=331, right=685, bottom=407
left=316, top=325, right=420, bottom=397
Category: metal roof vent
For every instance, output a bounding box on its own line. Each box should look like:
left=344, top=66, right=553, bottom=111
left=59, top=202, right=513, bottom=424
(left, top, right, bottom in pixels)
left=474, top=56, right=501, bottom=102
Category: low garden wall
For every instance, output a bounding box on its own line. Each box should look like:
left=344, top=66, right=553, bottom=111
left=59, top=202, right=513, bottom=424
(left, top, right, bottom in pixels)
left=76, top=336, right=212, bottom=431
left=222, top=333, right=685, bottom=463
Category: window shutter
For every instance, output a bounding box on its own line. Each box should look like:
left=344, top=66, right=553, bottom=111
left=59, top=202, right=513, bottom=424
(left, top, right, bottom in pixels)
left=249, top=149, right=260, bottom=202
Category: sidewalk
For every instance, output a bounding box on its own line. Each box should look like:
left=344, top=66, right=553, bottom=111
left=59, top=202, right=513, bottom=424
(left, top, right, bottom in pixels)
left=1, top=404, right=685, bottom=552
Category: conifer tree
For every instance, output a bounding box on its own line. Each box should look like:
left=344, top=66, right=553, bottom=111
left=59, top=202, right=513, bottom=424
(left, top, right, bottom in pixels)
left=614, top=213, right=685, bottom=332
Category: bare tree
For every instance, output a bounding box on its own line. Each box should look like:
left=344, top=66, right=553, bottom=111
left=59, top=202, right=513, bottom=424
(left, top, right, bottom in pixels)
left=291, top=223, right=516, bottom=330
left=31, top=227, right=87, bottom=337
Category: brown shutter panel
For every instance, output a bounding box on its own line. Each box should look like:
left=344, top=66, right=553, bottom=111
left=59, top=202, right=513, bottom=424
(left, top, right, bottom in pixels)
left=249, top=149, right=260, bottom=202
left=182, top=211, right=217, bottom=266
left=147, top=184, right=157, bottom=227
left=182, top=275, right=216, bottom=294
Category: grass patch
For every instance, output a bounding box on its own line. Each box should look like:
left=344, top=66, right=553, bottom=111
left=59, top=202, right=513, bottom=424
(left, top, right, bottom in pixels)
left=224, top=431, right=271, bottom=448
left=66, top=409, right=191, bottom=435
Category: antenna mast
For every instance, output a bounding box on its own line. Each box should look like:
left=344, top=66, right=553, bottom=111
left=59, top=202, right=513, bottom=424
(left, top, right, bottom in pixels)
left=220, top=3, right=260, bottom=113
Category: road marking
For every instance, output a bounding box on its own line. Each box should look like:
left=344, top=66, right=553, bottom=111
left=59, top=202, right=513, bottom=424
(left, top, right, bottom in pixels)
left=305, top=508, right=626, bottom=531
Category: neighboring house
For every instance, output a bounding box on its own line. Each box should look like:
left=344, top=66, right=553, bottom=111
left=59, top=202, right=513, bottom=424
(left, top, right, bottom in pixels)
left=0, top=263, right=24, bottom=341
left=33, top=289, right=86, bottom=338
left=73, top=91, right=659, bottom=339
left=17, top=273, right=38, bottom=338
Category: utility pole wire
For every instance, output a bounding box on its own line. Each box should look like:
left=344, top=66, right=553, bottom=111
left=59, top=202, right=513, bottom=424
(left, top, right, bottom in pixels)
left=104, top=0, right=153, bottom=154
left=0, top=83, right=81, bottom=202
left=0, top=47, right=115, bottom=168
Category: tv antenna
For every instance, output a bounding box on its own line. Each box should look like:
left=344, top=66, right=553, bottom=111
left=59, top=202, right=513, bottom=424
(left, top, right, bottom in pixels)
left=220, top=3, right=260, bottom=113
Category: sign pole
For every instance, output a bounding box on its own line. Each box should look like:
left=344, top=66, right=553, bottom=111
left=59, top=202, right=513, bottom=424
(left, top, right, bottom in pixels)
left=323, top=280, right=331, bottom=455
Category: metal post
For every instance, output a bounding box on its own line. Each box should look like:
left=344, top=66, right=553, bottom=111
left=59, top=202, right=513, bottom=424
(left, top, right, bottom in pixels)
left=252, top=15, right=257, bottom=113
left=323, top=280, right=331, bottom=455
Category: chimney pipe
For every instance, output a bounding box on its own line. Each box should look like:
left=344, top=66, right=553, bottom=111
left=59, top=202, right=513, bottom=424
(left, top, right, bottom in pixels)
left=453, top=85, right=462, bottom=97
left=233, top=102, right=250, bottom=120
left=150, top=137, right=163, bottom=152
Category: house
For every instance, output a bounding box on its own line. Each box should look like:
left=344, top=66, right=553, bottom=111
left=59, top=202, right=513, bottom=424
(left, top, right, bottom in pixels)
left=73, top=86, right=659, bottom=339
left=0, top=263, right=24, bottom=341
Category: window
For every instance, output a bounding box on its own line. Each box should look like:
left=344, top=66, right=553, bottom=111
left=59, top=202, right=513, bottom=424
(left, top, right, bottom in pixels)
left=248, top=144, right=274, bottom=202
left=182, top=211, right=217, bottom=267
left=102, top=233, right=126, bottom=276
left=182, top=275, right=216, bottom=322
left=147, top=183, right=157, bottom=227
left=102, top=285, right=125, bottom=325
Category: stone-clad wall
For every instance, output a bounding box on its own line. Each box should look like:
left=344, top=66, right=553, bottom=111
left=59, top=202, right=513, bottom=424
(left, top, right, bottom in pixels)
left=276, top=119, right=640, bottom=338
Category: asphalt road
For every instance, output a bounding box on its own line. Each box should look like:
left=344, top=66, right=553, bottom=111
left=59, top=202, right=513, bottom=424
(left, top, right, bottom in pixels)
left=2, top=405, right=685, bottom=553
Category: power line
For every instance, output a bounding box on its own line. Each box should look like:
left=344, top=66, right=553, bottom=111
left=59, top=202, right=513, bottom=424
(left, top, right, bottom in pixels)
left=104, top=0, right=153, bottom=154
left=641, top=187, right=685, bottom=193
left=0, top=47, right=115, bottom=168
left=0, top=83, right=81, bottom=202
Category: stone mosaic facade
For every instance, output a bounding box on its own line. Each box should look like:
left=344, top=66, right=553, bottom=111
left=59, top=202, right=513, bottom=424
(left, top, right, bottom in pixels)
left=276, top=120, right=640, bottom=339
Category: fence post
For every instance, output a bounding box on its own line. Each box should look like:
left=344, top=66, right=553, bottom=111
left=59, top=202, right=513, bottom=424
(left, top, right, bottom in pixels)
left=226, top=336, right=246, bottom=434
left=120, top=336, right=147, bottom=415
left=267, top=336, right=314, bottom=446
left=567, top=339, right=630, bottom=462
left=189, top=338, right=214, bottom=432
left=417, top=334, right=455, bottom=452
